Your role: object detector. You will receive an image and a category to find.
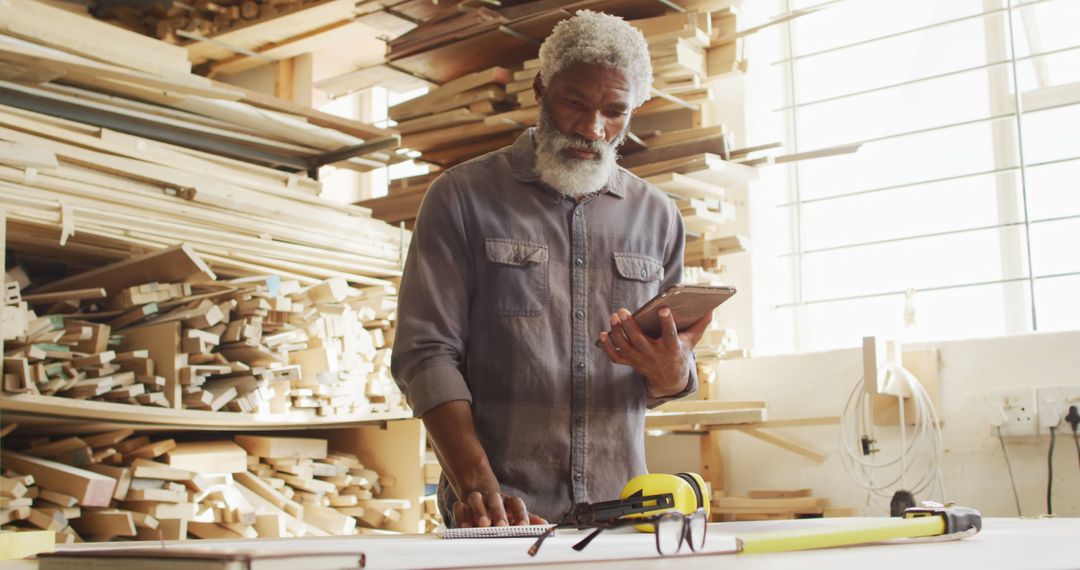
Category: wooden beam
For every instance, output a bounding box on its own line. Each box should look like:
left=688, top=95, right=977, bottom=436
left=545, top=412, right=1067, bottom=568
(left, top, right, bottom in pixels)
left=21, top=288, right=107, bottom=304
left=165, top=441, right=248, bottom=474
left=710, top=416, right=839, bottom=430
left=274, top=58, right=295, bottom=102
left=33, top=244, right=214, bottom=295
left=736, top=427, right=826, bottom=464
left=4, top=451, right=117, bottom=507
left=645, top=407, right=765, bottom=429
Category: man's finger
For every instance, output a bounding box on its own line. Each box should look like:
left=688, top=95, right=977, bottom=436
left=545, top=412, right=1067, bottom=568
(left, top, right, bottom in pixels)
left=658, top=307, right=679, bottom=347
left=529, top=514, right=549, bottom=525
left=599, top=332, right=630, bottom=365
left=617, top=308, right=652, bottom=351
left=505, top=496, right=529, bottom=526
left=608, top=315, right=634, bottom=354
left=485, top=492, right=509, bottom=526
left=468, top=491, right=491, bottom=527
left=454, top=502, right=474, bottom=528
left=680, top=310, right=713, bottom=346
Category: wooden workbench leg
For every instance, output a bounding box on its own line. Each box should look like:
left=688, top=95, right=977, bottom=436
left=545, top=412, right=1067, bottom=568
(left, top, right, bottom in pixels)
left=700, top=430, right=725, bottom=519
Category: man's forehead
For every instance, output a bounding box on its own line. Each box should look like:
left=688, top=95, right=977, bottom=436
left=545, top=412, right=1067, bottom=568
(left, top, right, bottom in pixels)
left=551, top=63, right=632, bottom=101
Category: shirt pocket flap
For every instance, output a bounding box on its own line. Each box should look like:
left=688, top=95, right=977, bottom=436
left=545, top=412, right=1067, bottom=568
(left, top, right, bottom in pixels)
left=613, top=253, right=664, bottom=282
left=485, top=238, right=550, bottom=267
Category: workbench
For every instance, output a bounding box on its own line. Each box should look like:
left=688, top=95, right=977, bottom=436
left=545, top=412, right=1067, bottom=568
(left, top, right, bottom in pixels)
left=2, top=518, right=1074, bottom=570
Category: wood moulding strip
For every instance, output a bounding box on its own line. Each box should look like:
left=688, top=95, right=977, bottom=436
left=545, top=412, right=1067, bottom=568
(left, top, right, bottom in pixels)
left=0, top=393, right=412, bottom=432
left=0, top=181, right=401, bottom=275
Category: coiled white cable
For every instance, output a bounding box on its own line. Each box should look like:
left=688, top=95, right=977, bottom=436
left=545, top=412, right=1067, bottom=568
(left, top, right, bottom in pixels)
left=838, top=363, right=948, bottom=502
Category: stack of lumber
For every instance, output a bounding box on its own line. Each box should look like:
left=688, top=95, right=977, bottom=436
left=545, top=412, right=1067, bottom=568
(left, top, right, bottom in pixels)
left=0, top=0, right=399, bottom=168
left=2, top=245, right=404, bottom=418
left=104, top=0, right=420, bottom=78
left=684, top=235, right=748, bottom=270
left=384, top=0, right=666, bottom=84
left=360, top=2, right=754, bottom=229
left=681, top=267, right=749, bottom=371
left=420, top=454, right=443, bottom=533
left=98, top=0, right=349, bottom=45
left=0, top=1, right=410, bottom=291
left=712, top=489, right=835, bottom=522
left=0, top=428, right=404, bottom=542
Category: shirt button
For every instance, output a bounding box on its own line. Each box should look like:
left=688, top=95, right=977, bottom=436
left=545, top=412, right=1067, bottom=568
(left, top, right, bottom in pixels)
left=574, top=472, right=584, bottom=482
left=575, top=416, right=584, bottom=427
left=575, top=362, right=585, bottom=371
left=575, top=209, right=582, bottom=217
left=640, top=269, right=648, bottom=279
left=574, top=310, right=584, bottom=320
left=574, top=257, right=584, bottom=267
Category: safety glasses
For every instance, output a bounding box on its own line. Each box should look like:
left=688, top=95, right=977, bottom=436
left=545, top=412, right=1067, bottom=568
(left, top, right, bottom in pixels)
left=528, top=508, right=708, bottom=557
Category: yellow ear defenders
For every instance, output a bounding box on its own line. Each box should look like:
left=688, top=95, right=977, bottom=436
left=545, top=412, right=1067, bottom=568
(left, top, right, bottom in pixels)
left=572, top=472, right=709, bottom=533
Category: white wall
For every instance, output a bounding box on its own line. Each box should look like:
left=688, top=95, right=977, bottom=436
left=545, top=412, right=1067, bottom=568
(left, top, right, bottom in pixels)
left=646, top=330, right=1080, bottom=517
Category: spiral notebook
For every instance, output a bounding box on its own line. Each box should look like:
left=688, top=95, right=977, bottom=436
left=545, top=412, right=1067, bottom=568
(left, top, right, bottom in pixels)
left=441, top=525, right=553, bottom=539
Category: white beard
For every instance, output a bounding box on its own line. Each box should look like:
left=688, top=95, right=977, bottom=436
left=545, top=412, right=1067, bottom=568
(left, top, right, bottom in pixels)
left=534, top=106, right=626, bottom=197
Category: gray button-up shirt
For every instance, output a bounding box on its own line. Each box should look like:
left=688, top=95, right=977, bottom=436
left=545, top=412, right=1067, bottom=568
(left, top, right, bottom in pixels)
left=391, top=128, right=696, bottom=523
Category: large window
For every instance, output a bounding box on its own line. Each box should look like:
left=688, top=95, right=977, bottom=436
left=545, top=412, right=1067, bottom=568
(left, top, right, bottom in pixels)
left=752, top=0, right=1080, bottom=353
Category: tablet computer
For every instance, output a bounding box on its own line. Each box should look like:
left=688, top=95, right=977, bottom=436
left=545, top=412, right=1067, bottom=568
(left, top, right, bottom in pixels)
left=598, top=284, right=737, bottom=344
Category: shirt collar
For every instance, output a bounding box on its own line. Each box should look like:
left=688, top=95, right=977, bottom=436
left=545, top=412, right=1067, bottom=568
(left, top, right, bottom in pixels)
left=510, top=128, right=626, bottom=200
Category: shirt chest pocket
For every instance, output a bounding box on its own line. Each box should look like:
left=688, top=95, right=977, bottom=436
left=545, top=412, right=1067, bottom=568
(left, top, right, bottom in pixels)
left=610, top=253, right=664, bottom=314
left=485, top=238, right=550, bottom=317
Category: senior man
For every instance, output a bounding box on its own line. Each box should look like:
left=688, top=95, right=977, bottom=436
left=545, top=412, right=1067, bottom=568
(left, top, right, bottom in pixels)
left=391, top=10, right=711, bottom=528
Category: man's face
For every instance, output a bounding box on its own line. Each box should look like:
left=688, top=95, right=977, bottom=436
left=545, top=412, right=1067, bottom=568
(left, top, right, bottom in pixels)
left=533, top=62, right=634, bottom=197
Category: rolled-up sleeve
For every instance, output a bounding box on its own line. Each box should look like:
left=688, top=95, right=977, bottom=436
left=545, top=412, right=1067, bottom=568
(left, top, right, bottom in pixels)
left=645, top=202, right=698, bottom=408
left=391, top=172, right=475, bottom=417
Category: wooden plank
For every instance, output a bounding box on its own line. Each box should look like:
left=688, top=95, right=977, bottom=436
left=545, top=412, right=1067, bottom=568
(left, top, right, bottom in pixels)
left=394, top=108, right=485, bottom=135
left=165, top=441, right=248, bottom=474
left=645, top=408, right=765, bottom=429
left=235, top=435, right=328, bottom=459
left=21, top=288, right=107, bottom=304
left=314, top=64, right=434, bottom=99
left=0, top=140, right=58, bottom=169
left=715, top=496, right=827, bottom=510
left=709, top=417, right=839, bottom=431
left=25, top=436, right=88, bottom=458
left=749, top=489, right=812, bottom=499
left=0, top=529, right=55, bottom=559
left=3, top=451, right=116, bottom=507
left=0, top=393, right=411, bottom=431
left=655, top=400, right=765, bottom=413
left=0, top=0, right=192, bottom=77
left=70, top=509, right=136, bottom=538
left=209, top=19, right=358, bottom=77
left=736, top=427, right=826, bottom=464
left=85, top=464, right=132, bottom=502
left=34, top=244, right=214, bottom=295
left=82, top=429, right=134, bottom=448
left=117, top=321, right=182, bottom=409
left=185, top=0, right=358, bottom=65
left=630, top=153, right=758, bottom=187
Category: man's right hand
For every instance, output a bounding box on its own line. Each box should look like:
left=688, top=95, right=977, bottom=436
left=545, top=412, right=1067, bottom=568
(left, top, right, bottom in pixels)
left=454, top=490, right=548, bottom=527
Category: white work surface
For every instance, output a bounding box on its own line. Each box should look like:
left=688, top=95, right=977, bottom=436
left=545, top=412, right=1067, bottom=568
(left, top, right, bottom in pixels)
left=4, top=518, right=1077, bottom=570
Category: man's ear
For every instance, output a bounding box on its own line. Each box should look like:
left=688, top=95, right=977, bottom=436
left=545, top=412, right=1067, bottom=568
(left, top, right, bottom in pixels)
left=532, top=72, right=544, bottom=101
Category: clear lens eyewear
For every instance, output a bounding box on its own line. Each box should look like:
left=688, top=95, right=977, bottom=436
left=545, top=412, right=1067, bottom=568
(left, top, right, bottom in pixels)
left=528, top=508, right=708, bottom=557
left=655, top=509, right=707, bottom=555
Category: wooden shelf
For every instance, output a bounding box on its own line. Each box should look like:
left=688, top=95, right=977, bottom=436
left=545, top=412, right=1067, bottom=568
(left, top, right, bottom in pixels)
left=0, top=394, right=412, bottom=434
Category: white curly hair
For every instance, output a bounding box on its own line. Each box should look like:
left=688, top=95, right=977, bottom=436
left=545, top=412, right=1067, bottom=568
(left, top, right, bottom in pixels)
left=537, top=10, right=653, bottom=108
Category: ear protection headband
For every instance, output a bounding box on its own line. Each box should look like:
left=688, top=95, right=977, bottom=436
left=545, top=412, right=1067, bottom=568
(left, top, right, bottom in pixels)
left=569, top=472, right=709, bottom=530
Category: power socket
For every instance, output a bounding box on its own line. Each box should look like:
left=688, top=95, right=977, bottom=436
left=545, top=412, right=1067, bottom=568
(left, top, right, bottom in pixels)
left=1035, top=385, right=1080, bottom=433
left=992, top=388, right=1038, bottom=437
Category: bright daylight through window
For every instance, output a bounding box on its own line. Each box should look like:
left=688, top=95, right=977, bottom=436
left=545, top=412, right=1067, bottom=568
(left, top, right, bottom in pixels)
left=751, top=0, right=1080, bottom=354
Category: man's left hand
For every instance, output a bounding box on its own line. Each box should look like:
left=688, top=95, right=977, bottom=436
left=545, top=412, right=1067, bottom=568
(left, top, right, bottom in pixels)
left=598, top=307, right=712, bottom=398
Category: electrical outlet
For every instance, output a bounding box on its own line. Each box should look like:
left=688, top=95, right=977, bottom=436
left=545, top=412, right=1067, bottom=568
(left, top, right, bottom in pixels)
left=1035, top=385, right=1080, bottom=433
left=992, top=388, right=1038, bottom=437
